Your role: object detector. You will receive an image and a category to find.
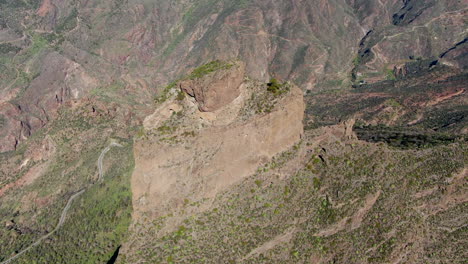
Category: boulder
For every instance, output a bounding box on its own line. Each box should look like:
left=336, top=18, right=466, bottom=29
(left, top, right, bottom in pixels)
left=180, top=62, right=245, bottom=112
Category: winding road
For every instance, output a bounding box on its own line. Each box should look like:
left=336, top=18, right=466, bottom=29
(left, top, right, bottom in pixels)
left=98, top=142, right=123, bottom=182
left=1, top=142, right=123, bottom=264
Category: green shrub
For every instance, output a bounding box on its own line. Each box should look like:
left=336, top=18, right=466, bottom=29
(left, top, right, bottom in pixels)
left=267, top=78, right=289, bottom=95
left=176, top=90, right=185, bottom=101
left=267, top=78, right=281, bottom=93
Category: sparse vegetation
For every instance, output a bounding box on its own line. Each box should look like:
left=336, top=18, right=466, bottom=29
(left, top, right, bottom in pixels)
left=11, top=142, right=134, bottom=264
left=124, top=136, right=466, bottom=263
left=0, top=1, right=466, bottom=263
left=242, top=79, right=291, bottom=116
left=188, top=60, right=234, bottom=80
left=154, top=80, right=179, bottom=104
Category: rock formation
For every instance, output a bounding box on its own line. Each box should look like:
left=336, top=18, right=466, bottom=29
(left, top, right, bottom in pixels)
left=180, top=62, right=246, bottom=112
left=132, top=66, right=304, bottom=218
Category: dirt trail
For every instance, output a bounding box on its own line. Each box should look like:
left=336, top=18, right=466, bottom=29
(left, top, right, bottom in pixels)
left=243, top=228, right=296, bottom=260
left=0, top=143, right=122, bottom=264
left=0, top=34, right=26, bottom=45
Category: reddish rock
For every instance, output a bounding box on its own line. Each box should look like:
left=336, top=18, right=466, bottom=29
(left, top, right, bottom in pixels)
left=180, top=62, right=246, bottom=112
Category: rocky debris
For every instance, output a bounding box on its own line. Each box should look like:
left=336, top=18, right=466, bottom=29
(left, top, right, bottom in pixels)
left=180, top=62, right=246, bottom=112
left=143, top=101, right=183, bottom=130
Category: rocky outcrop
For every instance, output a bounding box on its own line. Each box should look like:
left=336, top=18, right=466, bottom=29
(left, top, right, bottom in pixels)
left=131, top=72, right=304, bottom=218
left=180, top=62, right=246, bottom=112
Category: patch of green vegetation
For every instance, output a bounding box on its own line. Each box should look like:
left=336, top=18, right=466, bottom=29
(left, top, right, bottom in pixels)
left=136, top=127, right=146, bottom=139
left=15, top=34, right=48, bottom=63
left=29, top=34, right=48, bottom=54
left=236, top=0, right=250, bottom=8
left=162, top=33, right=185, bottom=58
left=383, top=98, right=401, bottom=108
left=188, top=60, right=234, bottom=80
left=266, top=78, right=289, bottom=95
left=352, top=55, right=361, bottom=66
left=176, top=90, right=185, bottom=101
left=0, top=103, right=135, bottom=263
left=385, top=68, right=396, bottom=80
left=154, top=80, right=179, bottom=104
left=9, top=70, right=41, bottom=102
left=0, top=0, right=29, bottom=8
left=160, top=0, right=220, bottom=57
left=321, top=79, right=344, bottom=88
left=156, top=125, right=177, bottom=135
left=91, top=81, right=124, bottom=96
left=90, top=81, right=138, bottom=105
left=181, top=131, right=196, bottom=137
left=291, top=45, right=309, bottom=72
left=42, top=32, right=66, bottom=48
left=317, top=196, right=335, bottom=224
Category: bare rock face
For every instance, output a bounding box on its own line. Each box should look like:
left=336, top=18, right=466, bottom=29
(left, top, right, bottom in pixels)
left=180, top=62, right=246, bottom=112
